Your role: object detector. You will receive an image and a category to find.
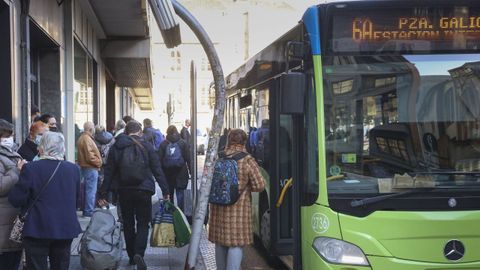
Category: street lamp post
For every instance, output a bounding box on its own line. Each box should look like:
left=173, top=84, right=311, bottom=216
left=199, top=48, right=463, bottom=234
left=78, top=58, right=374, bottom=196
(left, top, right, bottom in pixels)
left=169, top=2, right=226, bottom=268
left=147, top=1, right=227, bottom=269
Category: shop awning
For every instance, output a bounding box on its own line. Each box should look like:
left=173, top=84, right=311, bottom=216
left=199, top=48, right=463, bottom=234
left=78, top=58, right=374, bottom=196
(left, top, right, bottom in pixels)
left=88, top=0, right=154, bottom=110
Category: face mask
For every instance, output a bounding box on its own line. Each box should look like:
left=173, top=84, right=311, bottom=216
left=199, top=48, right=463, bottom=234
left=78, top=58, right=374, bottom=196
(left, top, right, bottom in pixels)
left=34, top=135, right=42, bottom=145
left=49, top=126, right=58, bottom=132
left=1, top=137, right=15, bottom=150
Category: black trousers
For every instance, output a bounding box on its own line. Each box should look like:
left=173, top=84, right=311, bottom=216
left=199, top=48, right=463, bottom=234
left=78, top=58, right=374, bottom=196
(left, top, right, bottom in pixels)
left=0, top=251, right=22, bottom=270
left=23, top=237, right=72, bottom=270
left=118, top=189, right=152, bottom=260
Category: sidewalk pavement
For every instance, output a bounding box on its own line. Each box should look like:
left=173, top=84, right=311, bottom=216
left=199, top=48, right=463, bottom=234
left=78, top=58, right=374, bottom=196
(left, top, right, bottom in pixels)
left=69, top=205, right=210, bottom=270
left=70, top=156, right=218, bottom=269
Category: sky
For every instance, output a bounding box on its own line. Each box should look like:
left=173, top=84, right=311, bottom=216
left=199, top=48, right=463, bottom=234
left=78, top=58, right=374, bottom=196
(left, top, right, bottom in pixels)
left=142, top=0, right=321, bottom=128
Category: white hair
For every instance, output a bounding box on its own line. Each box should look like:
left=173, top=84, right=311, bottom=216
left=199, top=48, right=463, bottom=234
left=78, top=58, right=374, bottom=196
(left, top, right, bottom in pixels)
left=115, top=120, right=126, bottom=131
left=38, top=131, right=65, bottom=160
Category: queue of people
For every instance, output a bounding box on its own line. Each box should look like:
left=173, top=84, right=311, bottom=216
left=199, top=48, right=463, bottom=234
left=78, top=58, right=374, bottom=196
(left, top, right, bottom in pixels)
left=0, top=111, right=265, bottom=270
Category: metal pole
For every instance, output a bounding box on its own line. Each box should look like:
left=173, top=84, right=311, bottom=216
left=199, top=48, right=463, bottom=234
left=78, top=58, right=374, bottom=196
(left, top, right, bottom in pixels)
left=20, top=0, right=30, bottom=140
left=170, top=1, right=226, bottom=269
left=190, top=60, right=198, bottom=212
left=63, top=0, right=75, bottom=162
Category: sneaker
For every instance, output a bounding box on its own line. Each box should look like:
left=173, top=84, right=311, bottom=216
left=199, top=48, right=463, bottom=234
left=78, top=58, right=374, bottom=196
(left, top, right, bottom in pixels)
left=134, top=254, right=147, bottom=270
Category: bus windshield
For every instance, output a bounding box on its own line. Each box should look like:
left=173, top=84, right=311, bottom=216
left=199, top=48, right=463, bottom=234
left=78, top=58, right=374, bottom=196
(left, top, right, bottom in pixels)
left=324, top=54, right=480, bottom=197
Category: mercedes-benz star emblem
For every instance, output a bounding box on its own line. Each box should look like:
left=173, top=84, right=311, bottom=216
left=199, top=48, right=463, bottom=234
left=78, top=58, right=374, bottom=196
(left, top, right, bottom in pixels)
left=448, top=198, right=457, bottom=208
left=444, top=240, right=465, bottom=261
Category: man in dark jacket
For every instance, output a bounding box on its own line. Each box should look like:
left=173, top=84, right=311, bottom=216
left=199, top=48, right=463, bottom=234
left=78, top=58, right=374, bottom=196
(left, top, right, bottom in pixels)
left=98, top=121, right=169, bottom=270
left=180, top=119, right=191, bottom=146
left=158, top=125, right=190, bottom=212
left=218, top=128, right=229, bottom=153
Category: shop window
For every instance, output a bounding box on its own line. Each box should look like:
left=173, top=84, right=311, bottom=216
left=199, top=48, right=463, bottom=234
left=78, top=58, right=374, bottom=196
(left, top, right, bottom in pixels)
left=74, top=40, right=96, bottom=128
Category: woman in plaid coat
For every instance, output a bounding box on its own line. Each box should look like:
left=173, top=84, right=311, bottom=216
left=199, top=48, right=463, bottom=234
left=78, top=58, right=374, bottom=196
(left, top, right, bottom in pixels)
left=208, top=129, right=265, bottom=270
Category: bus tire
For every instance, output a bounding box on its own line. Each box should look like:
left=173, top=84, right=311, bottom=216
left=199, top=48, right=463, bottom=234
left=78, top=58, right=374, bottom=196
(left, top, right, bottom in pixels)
left=260, top=209, right=271, bottom=250
left=258, top=191, right=271, bottom=250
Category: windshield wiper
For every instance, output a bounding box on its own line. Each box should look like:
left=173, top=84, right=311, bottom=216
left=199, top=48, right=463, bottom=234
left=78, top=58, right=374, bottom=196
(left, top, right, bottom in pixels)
left=350, top=188, right=435, bottom=208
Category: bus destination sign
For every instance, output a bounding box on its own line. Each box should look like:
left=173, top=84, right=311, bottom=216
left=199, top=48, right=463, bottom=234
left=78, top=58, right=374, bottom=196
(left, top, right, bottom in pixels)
left=353, top=16, right=480, bottom=41
left=331, top=7, right=480, bottom=53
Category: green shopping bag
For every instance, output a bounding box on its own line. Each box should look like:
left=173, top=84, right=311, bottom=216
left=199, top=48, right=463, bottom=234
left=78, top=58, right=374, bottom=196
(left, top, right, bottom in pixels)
left=172, top=204, right=191, bottom=247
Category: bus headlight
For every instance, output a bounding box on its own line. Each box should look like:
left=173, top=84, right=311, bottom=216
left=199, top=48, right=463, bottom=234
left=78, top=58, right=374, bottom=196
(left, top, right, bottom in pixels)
left=313, top=237, right=369, bottom=266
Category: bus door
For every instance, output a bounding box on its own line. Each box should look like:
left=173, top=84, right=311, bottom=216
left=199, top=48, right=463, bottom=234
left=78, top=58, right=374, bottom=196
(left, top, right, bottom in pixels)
left=269, top=73, right=305, bottom=266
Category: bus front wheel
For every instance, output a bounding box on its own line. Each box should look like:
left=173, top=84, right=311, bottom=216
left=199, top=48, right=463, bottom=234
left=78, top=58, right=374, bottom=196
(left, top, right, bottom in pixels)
left=260, top=209, right=271, bottom=249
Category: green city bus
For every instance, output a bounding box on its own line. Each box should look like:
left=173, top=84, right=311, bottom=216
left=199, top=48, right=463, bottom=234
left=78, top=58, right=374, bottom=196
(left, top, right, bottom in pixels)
left=224, top=0, right=480, bottom=269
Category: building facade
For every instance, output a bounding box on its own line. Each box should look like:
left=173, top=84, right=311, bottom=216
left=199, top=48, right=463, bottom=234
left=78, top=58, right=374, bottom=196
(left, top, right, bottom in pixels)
left=150, top=0, right=319, bottom=134
left=1, top=0, right=155, bottom=161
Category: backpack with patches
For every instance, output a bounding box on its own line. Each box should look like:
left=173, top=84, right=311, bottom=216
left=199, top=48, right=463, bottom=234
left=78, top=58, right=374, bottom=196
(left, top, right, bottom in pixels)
left=209, top=152, right=248, bottom=205
left=118, top=138, right=149, bottom=186
left=163, top=141, right=185, bottom=168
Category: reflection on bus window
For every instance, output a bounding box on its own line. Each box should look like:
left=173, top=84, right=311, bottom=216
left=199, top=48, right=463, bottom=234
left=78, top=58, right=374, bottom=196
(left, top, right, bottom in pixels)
left=324, top=54, right=480, bottom=195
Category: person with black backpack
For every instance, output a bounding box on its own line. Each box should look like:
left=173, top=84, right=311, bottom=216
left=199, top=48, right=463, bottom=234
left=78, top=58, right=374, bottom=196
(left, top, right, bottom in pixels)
left=98, top=121, right=170, bottom=270
left=158, top=125, right=190, bottom=212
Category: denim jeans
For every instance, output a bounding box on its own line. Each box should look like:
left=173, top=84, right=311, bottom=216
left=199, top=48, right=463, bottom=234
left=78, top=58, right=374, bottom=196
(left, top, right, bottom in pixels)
left=215, top=245, right=243, bottom=270
left=82, top=168, right=98, bottom=216
left=0, top=251, right=22, bottom=270
left=175, top=189, right=185, bottom=212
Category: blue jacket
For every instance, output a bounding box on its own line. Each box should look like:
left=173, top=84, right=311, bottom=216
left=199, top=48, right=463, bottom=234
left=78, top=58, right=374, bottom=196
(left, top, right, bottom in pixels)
left=100, top=134, right=170, bottom=197
left=8, top=160, right=82, bottom=239
left=143, top=127, right=165, bottom=151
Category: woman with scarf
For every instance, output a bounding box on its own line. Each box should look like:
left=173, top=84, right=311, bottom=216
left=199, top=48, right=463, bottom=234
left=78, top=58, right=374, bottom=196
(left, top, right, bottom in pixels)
left=9, top=132, right=81, bottom=270
left=0, top=119, right=25, bottom=270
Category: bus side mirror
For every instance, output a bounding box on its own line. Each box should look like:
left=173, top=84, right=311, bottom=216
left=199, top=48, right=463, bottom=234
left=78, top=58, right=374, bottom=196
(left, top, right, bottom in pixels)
left=279, top=72, right=305, bottom=114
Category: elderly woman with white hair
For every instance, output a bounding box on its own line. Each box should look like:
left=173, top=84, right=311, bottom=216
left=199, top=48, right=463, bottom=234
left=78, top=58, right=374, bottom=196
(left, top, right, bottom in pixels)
left=9, top=132, right=82, bottom=270
left=114, top=119, right=126, bottom=138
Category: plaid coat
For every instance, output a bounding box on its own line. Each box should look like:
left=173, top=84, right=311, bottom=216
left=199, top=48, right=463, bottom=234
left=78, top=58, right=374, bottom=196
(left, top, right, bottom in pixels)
left=208, top=145, right=265, bottom=246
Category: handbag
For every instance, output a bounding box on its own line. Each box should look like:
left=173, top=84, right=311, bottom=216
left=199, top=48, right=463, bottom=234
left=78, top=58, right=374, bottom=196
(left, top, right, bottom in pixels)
left=9, top=161, right=62, bottom=243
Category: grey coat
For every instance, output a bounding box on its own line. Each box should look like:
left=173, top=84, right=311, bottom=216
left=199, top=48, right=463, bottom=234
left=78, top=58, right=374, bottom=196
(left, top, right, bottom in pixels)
left=0, top=146, right=22, bottom=252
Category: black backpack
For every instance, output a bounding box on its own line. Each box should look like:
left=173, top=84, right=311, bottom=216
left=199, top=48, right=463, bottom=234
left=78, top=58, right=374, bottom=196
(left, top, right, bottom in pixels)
left=163, top=141, right=185, bottom=168
left=118, top=138, right=149, bottom=186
